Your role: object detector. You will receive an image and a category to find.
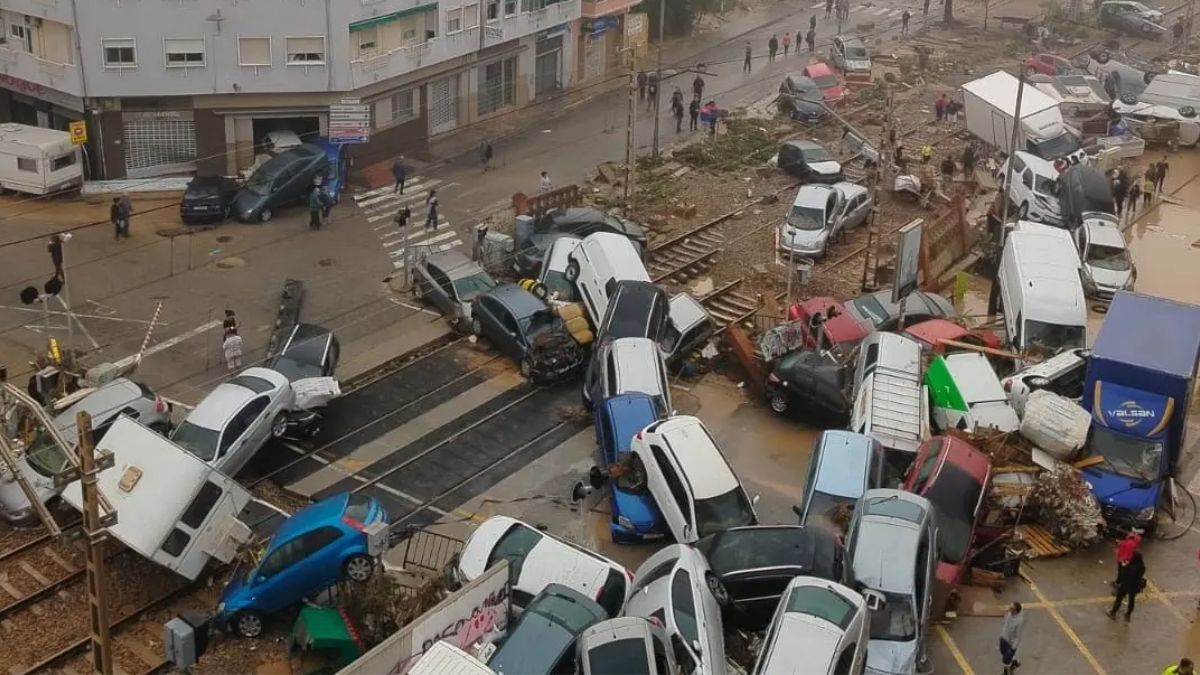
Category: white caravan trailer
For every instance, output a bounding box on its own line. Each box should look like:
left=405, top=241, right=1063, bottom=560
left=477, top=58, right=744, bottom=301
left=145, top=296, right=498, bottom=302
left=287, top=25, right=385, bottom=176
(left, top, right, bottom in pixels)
left=0, top=123, right=83, bottom=195
left=61, top=417, right=252, bottom=581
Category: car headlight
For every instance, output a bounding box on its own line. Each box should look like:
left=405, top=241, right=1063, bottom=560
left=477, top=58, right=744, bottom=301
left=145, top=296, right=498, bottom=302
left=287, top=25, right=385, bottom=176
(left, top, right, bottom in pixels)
left=1135, top=506, right=1156, bottom=522
left=617, top=515, right=635, bottom=531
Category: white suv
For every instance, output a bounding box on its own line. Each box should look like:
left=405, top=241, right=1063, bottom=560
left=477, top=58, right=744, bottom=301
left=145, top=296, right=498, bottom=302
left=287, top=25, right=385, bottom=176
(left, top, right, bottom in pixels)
left=629, top=415, right=758, bottom=543
left=1001, top=347, right=1091, bottom=416
left=999, top=151, right=1062, bottom=225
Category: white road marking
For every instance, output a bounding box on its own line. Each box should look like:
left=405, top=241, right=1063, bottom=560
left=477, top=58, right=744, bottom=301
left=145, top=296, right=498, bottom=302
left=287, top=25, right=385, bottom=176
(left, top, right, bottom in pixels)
left=386, top=231, right=458, bottom=257
left=391, top=240, right=464, bottom=268
left=356, top=179, right=441, bottom=208
left=379, top=222, right=451, bottom=248
left=112, top=319, right=221, bottom=369
left=387, top=296, right=441, bottom=317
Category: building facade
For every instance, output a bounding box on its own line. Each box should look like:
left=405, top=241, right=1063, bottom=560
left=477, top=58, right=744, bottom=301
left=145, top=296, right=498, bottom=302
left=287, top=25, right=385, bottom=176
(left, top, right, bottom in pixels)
left=0, top=0, right=584, bottom=178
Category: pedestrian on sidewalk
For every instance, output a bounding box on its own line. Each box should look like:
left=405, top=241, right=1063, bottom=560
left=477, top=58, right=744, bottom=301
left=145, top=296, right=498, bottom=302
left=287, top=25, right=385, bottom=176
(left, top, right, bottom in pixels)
left=743, top=41, right=753, bottom=72
left=806, top=28, right=816, bottom=53
left=768, top=34, right=779, bottom=62
left=693, top=73, right=705, bottom=99
left=999, top=602, right=1024, bottom=675
left=637, top=70, right=648, bottom=100
left=810, top=14, right=818, bottom=32
left=1155, top=155, right=1170, bottom=192
left=647, top=72, right=659, bottom=108
left=110, top=197, right=122, bottom=240
left=393, top=204, right=412, bottom=230
left=425, top=189, right=439, bottom=230
left=902, top=9, right=912, bottom=36
left=118, top=192, right=132, bottom=237
left=392, top=156, right=408, bottom=194
left=539, top=170, right=552, bottom=192
left=48, top=234, right=65, bottom=280
left=308, top=187, right=324, bottom=230
left=1107, top=550, right=1146, bottom=621
left=689, top=96, right=701, bottom=131
left=1112, top=529, right=1143, bottom=590
left=480, top=140, right=494, bottom=172
left=826, top=0, right=834, bottom=17
left=962, top=143, right=978, bottom=176
left=223, top=309, right=239, bottom=338
left=1165, top=658, right=1195, bottom=675
left=923, top=0, right=931, bottom=16
left=934, top=93, right=948, bottom=121
left=1128, top=180, right=1142, bottom=218
left=782, top=32, right=792, bottom=57
left=1143, top=169, right=1156, bottom=206
left=223, top=330, right=244, bottom=372
left=1112, top=173, right=1128, bottom=217
left=673, top=97, right=685, bottom=132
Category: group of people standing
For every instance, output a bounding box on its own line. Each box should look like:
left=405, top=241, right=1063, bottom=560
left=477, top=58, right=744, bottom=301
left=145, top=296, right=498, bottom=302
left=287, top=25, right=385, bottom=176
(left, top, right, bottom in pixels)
left=637, top=71, right=719, bottom=136
left=747, top=21, right=817, bottom=73
left=1110, top=156, right=1170, bottom=220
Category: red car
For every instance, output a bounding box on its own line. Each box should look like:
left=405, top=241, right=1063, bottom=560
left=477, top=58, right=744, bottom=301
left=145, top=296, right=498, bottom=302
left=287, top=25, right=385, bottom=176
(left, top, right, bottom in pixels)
left=904, top=318, right=1002, bottom=354
left=903, top=435, right=993, bottom=595
left=802, top=62, right=846, bottom=105
left=1023, top=53, right=1075, bottom=77
left=785, top=297, right=869, bottom=350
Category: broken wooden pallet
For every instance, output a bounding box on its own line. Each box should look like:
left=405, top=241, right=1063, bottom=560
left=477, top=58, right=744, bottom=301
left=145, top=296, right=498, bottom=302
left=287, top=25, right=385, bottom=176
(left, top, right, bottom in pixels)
left=1014, top=524, right=1072, bottom=559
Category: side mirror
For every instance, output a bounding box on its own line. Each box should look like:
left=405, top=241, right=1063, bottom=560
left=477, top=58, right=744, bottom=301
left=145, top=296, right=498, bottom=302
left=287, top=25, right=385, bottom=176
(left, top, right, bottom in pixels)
left=863, top=589, right=887, bottom=612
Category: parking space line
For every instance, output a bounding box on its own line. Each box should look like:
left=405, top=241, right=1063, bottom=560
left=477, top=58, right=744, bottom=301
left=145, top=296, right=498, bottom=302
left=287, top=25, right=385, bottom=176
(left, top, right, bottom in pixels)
left=1145, top=578, right=1190, bottom=625
left=934, top=624, right=976, bottom=675
left=971, top=590, right=1200, bottom=614
left=1024, top=576, right=1107, bottom=675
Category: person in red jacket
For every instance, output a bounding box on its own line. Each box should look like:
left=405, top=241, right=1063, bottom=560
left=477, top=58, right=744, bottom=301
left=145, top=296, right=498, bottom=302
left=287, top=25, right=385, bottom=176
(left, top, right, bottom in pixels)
left=1112, top=529, right=1142, bottom=591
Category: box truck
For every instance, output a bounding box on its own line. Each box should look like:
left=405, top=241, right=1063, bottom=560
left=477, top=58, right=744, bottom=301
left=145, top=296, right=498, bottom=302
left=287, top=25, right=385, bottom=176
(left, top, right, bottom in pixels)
left=961, top=71, right=1087, bottom=165
left=0, top=123, right=83, bottom=195
left=1079, top=292, right=1200, bottom=532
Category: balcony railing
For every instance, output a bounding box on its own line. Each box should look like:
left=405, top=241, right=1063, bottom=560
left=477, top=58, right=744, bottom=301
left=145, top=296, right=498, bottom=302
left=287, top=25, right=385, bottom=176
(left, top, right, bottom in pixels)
left=0, top=46, right=82, bottom=97
left=581, top=0, right=638, bottom=18
left=350, top=28, right=480, bottom=87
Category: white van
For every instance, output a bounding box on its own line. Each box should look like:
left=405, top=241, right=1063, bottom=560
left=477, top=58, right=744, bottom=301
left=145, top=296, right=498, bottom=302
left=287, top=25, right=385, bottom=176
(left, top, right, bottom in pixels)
left=999, top=223, right=1088, bottom=354
left=849, top=333, right=930, bottom=475
left=999, top=151, right=1061, bottom=225
left=568, top=232, right=651, bottom=327
left=0, top=123, right=83, bottom=195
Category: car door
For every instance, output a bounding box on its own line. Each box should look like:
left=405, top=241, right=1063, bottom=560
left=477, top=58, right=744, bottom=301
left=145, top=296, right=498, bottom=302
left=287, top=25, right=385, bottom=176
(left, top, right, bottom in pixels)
left=299, top=525, right=348, bottom=593
left=669, top=568, right=707, bottom=670
left=779, top=144, right=798, bottom=174
left=252, top=535, right=308, bottom=614
left=848, top=194, right=869, bottom=228
left=425, top=262, right=455, bottom=315
left=476, top=296, right=506, bottom=347
left=641, top=444, right=695, bottom=543
left=496, top=306, right=525, bottom=360
left=827, top=191, right=843, bottom=238
left=220, top=396, right=271, bottom=475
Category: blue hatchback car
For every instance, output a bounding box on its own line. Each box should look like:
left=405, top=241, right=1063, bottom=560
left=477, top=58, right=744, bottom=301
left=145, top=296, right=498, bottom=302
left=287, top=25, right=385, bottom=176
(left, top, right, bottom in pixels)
left=217, top=492, right=386, bottom=638
left=313, top=138, right=349, bottom=204
left=595, top=393, right=665, bottom=543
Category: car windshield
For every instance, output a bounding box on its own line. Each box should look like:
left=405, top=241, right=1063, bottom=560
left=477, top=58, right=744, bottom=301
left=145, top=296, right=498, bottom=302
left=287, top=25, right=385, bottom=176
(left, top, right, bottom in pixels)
left=923, top=464, right=983, bottom=563
left=786, top=586, right=857, bottom=628
left=1030, top=132, right=1080, bottom=159
left=846, top=46, right=868, bottom=59
left=1086, top=427, right=1163, bottom=480
left=1035, top=175, right=1059, bottom=197
left=812, top=74, right=839, bottom=88
left=787, top=205, right=826, bottom=230
left=522, top=309, right=559, bottom=336
left=1087, top=243, right=1132, bottom=271
left=24, top=430, right=71, bottom=477
left=804, top=146, right=834, bottom=162
left=1024, top=319, right=1086, bottom=351
left=541, top=271, right=575, bottom=301
left=243, top=170, right=273, bottom=195
left=452, top=273, right=496, bottom=302
left=870, top=591, right=917, bottom=641
left=171, top=421, right=220, bottom=462
left=485, top=523, right=543, bottom=579
left=588, top=639, right=651, bottom=675
left=850, top=295, right=889, bottom=327
left=694, top=487, right=756, bottom=539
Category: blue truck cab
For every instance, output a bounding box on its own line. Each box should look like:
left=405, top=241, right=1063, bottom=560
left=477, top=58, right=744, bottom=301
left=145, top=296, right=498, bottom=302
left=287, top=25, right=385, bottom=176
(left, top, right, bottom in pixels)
left=1079, top=292, right=1200, bottom=531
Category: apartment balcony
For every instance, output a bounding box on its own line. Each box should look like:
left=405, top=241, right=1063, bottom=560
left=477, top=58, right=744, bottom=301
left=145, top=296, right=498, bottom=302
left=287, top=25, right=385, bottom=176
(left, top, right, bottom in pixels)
left=350, top=29, right=481, bottom=88
left=581, top=0, right=638, bottom=18
left=0, top=46, right=83, bottom=99
left=0, top=0, right=76, bottom=29
left=490, top=0, right=581, bottom=42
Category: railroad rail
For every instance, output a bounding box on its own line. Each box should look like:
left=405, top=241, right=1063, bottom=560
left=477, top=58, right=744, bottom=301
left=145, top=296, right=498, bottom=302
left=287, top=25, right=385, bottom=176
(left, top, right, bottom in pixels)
left=0, top=539, right=118, bottom=622
left=648, top=218, right=726, bottom=283
left=698, top=279, right=761, bottom=335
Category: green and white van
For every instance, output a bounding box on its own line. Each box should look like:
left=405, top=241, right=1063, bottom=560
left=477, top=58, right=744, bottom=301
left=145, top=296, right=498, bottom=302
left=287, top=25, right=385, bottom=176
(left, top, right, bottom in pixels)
left=926, top=353, right=1020, bottom=433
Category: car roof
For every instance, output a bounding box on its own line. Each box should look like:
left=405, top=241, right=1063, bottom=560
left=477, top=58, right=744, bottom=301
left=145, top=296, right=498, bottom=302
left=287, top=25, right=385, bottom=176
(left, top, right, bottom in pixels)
left=785, top=139, right=823, bottom=152
left=837, top=34, right=866, bottom=46
left=269, top=493, right=350, bottom=547
left=653, top=417, right=737, bottom=499
left=834, top=181, right=868, bottom=199
left=813, top=431, right=876, bottom=498
left=804, top=62, right=835, bottom=76
left=185, top=367, right=286, bottom=429
left=852, top=517, right=921, bottom=593
left=599, top=394, right=660, bottom=450
left=542, top=207, right=616, bottom=227
left=696, top=525, right=837, bottom=577
left=426, top=249, right=483, bottom=280
left=943, top=353, right=1006, bottom=403
left=793, top=184, right=834, bottom=207
left=1083, top=221, right=1127, bottom=248
left=609, top=338, right=664, bottom=390
left=486, top=283, right=547, bottom=318
left=544, top=235, right=582, bottom=270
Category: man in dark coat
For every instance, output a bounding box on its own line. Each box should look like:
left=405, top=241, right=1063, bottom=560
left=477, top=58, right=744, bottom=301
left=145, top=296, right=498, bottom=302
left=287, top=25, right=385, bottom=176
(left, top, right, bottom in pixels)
left=1106, top=551, right=1146, bottom=621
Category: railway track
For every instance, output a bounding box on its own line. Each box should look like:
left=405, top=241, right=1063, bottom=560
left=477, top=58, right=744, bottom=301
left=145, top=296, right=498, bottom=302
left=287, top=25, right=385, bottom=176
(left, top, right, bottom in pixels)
left=0, top=535, right=102, bottom=622
left=648, top=218, right=727, bottom=283
left=698, top=279, right=762, bottom=334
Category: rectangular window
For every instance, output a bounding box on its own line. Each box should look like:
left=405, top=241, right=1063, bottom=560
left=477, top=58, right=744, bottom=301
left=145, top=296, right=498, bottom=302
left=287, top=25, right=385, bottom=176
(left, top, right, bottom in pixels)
left=164, top=37, right=205, bottom=68
left=356, top=25, right=378, bottom=55
left=447, top=8, right=463, bottom=33
left=478, top=56, right=516, bottom=115
left=17, top=157, right=37, bottom=173
left=181, top=481, right=223, bottom=529
left=504, top=0, right=517, bottom=15
left=102, top=38, right=137, bottom=68
left=9, top=23, right=31, bottom=52
left=486, top=0, right=500, bottom=20
left=285, top=36, right=326, bottom=65
left=51, top=153, right=76, bottom=171
left=238, top=36, right=271, bottom=66
left=391, top=89, right=415, bottom=121
left=464, top=3, right=480, bottom=29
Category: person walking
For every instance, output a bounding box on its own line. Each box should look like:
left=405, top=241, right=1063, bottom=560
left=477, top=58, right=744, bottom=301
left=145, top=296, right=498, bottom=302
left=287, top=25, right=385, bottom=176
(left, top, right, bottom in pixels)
left=901, top=9, right=912, bottom=36
left=110, top=198, right=122, bottom=240
left=1164, top=658, right=1195, bottom=675
left=1155, top=155, right=1170, bottom=192
left=308, top=186, right=324, bottom=230
left=1127, top=180, right=1142, bottom=218
left=693, top=73, right=705, bottom=100
left=999, top=603, right=1024, bottom=675
left=1107, top=551, right=1146, bottom=621
left=223, top=309, right=239, bottom=338
left=672, top=95, right=685, bottom=132
left=1143, top=169, right=1156, bottom=207
left=393, top=204, right=412, bottom=230
left=934, top=93, right=948, bottom=121
left=768, top=34, right=779, bottom=62
left=743, top=41, right=753, bottom=72
left=392, top=156, right=408, bottom=194
left=222, top=330, right=244, bottom=372
left=425, top=189, right=439, bottom=230
left=1112, top=529, right=1142, bottom=589
left=647, top=72, right=659, bottom=108
left=48, top=234, right=65, bottom=280
left=538, top=170, right=552, bottom=192
left=118, top=192, right=132, bottom=238
left=1112, top=174, right=1128, bottom=218
left=806, top=28, right=816, bottom=53
left=961, top=143, right=978, bottom=176
left=637, top=70, right=648, bottom=100
left=689, top=96, right=701, bottom=131
left=782, top=32, right=792, bottom=57
left=480, top=140, right=494, bottom=172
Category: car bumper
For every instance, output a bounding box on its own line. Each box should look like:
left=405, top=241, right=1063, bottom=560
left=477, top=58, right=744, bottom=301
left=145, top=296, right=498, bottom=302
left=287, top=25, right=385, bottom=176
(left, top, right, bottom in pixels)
left=808, top=172, right=844, bottom=184
left=180, top=208, right=227, bottom=224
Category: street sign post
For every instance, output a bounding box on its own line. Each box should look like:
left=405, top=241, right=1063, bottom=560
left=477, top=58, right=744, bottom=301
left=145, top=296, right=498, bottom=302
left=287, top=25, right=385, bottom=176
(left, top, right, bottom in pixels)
left=69, top=120, right=87, bottom=145
left=328, top=98, right=370, bottom=145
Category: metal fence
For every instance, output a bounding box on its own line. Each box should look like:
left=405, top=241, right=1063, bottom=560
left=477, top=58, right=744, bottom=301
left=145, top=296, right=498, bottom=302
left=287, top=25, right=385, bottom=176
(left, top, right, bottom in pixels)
left=391, top=525, right=466, bottom=576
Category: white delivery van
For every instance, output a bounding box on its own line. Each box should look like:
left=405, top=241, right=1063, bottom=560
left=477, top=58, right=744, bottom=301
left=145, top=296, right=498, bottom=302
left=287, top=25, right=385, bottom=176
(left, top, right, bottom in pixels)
left=0, top=123, right=83, bottom=195
left=998, top=222, right=1087, bottom=354
left=61, top=417, right=252, bottom=581
left=568, top=232, right=652, bottom=327
left=961, top=71, right=1086, bottom=165
left=999, top=151, right=1062, bottom=225
left=849, top=333, right=930, bottom=478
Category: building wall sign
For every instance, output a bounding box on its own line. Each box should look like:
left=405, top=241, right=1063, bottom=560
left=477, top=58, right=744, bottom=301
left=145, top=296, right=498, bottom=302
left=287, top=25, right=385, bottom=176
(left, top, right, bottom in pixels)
left=123, top=109, right=195, bottom=122
left=584, top=16, right=620, bottom=36
left=536, top=23, right=570, bottom=41
left=0, top=73, right=83, bottom=112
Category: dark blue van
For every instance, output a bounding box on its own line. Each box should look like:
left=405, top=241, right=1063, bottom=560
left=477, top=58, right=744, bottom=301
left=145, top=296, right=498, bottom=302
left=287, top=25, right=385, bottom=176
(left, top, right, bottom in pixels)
left=313, top=138, right=350, bottom=204
left=595, top=393, right=665, bottom=543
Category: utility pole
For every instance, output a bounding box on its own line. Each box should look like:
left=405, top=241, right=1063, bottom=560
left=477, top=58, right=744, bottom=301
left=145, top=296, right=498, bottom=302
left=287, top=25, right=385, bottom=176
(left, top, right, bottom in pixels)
left=78, top=411, right=114, bottom=675
left=1180, top=0, right=1195, bottom=61
left=623, top=46, right=637, bottom=212
left=998, top=66, right=1026, bottom=227
left=651, top=0, right=665, bottom=160
left=862, top=86, right=892, bottom=292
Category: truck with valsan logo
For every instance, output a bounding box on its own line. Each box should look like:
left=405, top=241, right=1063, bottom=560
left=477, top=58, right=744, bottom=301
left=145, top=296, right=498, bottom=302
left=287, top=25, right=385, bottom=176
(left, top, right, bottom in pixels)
left=1079, top=291, right=1200, bottom=533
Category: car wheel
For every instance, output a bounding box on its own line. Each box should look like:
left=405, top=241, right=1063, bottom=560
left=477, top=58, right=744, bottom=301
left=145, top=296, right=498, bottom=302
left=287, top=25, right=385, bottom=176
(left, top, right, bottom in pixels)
left=259, top=208, right=273, bottom=223
left=234, top=610, right=265, bottom=638
left=471, top=317, right=483, bottom=336
left=1018, top=202, right=1029, bottom=220
left=343, top=554, right=375, bottom=582
left=769, top=394, right=789, bottom=414
left=1141, top=21, right=1154, bottom=34
left=565, top=260, right=580, bottom=282
left=706, top=573, right=730, bottom=605
left=270, top=412, right=288, bottom=438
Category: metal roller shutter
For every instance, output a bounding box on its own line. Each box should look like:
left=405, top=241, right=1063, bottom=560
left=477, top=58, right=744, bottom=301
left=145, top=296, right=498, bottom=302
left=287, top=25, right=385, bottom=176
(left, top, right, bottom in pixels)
left=122, top=118, right=197, bottom=173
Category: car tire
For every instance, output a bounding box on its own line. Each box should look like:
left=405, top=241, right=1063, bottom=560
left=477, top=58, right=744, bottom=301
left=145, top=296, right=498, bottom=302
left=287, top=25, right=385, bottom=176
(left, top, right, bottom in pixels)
left=1018, top=202, right=1029, bottom=220
left=471, top=317, right=483, bottom=336
left=769, top=394, right=789, bottom=414
left=259, top=208, right=273, bottom=223
left=565, top=260, right=580, bottom=282
left=270, top=412, right=288, bottom=439
left=343, top=554, right=375, bottom=583
left=234, top=610, right=265, bottom=638
left=706, top=573, right=730, bottom=605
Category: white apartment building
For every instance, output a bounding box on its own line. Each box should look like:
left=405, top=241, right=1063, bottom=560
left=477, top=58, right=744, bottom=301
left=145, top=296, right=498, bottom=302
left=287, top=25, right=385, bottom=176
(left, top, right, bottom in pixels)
left=0, top=0, right=644, bottom=179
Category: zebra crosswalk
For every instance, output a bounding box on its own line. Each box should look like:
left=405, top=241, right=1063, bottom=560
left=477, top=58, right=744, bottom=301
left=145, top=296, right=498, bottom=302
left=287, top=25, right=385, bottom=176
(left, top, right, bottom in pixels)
left=352, top=178, right=463, bottom=271
left=806, top=1, right=908, bottom=18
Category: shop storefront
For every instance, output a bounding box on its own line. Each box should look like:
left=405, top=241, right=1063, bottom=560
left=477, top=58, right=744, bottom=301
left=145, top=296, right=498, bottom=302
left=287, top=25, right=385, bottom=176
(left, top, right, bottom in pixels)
left=534, top=27, right=567, bottom=96
left=0, top=74, right=83, bottom=130
left=121, top=110, right=198, bottom=178
left=578, top=15, right=621, bottom=82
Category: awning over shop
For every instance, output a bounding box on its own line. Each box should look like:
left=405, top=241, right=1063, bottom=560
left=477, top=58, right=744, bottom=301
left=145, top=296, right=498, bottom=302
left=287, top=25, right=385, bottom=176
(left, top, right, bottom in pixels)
left=349, top=3, right=437, bottom=32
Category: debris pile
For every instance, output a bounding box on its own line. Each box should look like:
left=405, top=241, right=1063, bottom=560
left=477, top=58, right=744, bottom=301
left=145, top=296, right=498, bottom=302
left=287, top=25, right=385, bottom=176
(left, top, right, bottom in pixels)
left=1029, top=464, right=1106, bottom=548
